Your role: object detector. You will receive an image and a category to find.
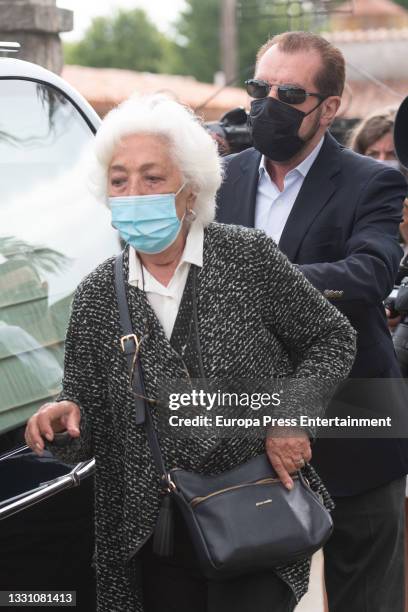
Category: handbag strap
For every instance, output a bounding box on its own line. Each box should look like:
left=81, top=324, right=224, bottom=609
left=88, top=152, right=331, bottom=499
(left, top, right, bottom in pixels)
left=114, top=251, right=170, bottom=487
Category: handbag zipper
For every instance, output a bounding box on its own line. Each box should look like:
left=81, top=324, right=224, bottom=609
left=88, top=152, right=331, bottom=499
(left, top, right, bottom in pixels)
left=190, top=475, right=299, bottom=508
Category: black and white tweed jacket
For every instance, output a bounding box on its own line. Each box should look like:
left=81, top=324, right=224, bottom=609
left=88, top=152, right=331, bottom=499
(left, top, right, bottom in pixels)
left=50, top=223, right=356, bottom=612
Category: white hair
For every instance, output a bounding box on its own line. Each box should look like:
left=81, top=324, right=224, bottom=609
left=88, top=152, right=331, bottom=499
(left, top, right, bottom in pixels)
left=91, top=94, right=223, bottom=226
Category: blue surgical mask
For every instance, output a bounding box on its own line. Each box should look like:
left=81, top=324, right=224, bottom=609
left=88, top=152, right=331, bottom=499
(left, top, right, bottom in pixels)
left=109, top=183, right=186, bottom=254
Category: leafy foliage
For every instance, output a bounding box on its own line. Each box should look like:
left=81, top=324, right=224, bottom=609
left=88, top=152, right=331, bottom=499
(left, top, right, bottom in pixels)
left=167, top=0, right=221, bottom=82
left=63, top=3, right=307, bottom=85
left=63, top=9, right=169, bottom=73
left=171, top=0, right=292, bottom=84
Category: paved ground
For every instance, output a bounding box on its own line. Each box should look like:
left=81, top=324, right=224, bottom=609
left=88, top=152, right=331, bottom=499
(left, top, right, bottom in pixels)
left=295, top=550, right=326, bottom=612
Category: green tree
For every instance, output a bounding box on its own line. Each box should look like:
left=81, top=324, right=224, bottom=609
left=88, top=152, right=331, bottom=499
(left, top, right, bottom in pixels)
left=169, top=0, right=221, bottom=82
left=394, top=0, right=408, bottom=7
left=171, top=0, right=295, bottom=84
left=63, top=9, right=169, bottom=73
left=63, top=2, right=310, bottom=85
left=238, top=9, right=291, bottom=84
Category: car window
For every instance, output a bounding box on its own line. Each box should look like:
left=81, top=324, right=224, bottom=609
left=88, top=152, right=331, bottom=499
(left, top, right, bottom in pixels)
left=0, top=78, right=120, bottom=434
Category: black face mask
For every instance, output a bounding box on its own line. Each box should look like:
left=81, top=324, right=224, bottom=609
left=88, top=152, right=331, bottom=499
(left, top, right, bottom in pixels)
left=249, top=96, right=321, bottom=162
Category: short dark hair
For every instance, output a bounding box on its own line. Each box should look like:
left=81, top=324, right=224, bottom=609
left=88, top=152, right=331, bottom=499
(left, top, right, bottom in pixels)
left=348, top=108, right=396, bottom=154
left=256, top=31, right=345, bottom=97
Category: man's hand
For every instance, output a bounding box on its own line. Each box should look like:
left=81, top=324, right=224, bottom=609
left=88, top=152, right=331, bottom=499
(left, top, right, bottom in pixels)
left=265, top=427, right=312, bottom=490
left=25, top=400, right=81, bottom=456
left=385, top=306, right=401, bottom=330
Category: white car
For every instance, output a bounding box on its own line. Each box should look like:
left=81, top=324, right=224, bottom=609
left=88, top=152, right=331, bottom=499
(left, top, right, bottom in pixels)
left=0, top=47, right=120, bottom=438
left=0, top=45, right=119, bottom=611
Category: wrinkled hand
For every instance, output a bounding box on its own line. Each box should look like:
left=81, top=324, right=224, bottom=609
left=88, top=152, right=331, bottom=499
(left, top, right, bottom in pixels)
left=25, top=400, right=81, bottom=456
left=265, top=427, right=311, bottom=490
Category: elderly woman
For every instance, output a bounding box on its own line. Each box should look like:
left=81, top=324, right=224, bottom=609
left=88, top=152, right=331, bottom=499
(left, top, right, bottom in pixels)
left=25, top=95, right=356, bottom=612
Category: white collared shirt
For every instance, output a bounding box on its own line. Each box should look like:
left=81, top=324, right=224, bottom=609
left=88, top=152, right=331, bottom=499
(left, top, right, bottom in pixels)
left=254, top=138, right=324, bottom=243
left=128, top=221, right=204, bottom=339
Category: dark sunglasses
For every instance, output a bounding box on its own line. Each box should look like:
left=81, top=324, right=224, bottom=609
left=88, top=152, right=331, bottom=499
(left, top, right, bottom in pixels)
left=245, top=79, right=326, bottom=105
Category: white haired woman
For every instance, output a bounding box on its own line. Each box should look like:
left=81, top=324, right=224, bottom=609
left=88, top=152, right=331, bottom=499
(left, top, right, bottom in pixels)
left=25, top=95, right=356, bottom=612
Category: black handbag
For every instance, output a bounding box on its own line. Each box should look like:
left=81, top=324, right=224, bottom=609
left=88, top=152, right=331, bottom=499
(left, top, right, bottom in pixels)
left=114, top=252, right=333, bottom=579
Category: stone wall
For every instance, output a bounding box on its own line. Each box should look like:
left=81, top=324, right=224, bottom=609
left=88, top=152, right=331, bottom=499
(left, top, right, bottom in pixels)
left=0, top=0, right=73, bottom=73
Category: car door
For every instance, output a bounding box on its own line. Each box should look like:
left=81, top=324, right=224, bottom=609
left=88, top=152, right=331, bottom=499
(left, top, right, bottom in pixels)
left=0, top=56, right=120, bottom=611
left=0, top=59, right=121, bottom=437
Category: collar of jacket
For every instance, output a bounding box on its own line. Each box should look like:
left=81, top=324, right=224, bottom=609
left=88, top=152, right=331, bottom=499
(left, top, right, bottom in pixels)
left=117, top=227, right=221, bottom=390
left=223, top=132, right=342, bottom=262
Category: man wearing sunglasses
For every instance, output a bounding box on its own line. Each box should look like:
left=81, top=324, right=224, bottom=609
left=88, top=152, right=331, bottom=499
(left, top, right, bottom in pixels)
left=216, top=31, right=408, bottom=612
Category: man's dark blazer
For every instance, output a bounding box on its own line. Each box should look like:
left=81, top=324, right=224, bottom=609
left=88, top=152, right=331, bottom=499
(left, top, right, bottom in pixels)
left=216, top=132, right=408, bottom=496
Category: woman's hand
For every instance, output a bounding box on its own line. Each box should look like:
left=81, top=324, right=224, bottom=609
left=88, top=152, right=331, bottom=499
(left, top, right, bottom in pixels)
left=25, top=400, right=81, bottom=456
left=265, top=428, right=312, bottom=490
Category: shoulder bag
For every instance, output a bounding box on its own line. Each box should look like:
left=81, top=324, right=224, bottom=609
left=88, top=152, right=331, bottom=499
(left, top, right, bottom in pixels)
left=114, top=251, right=333, bottom=579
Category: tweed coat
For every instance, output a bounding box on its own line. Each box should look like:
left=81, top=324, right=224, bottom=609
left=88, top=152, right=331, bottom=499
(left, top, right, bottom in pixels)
left=49, top=222, right=356, bottom=612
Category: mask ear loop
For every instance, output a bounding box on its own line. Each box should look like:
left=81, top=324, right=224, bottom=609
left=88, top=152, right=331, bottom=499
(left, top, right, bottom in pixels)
left=175, top=181, right=187, bottom=196
left=178, top=180, right=197, bottom=223
left=304, top=95, right=328, bottom=117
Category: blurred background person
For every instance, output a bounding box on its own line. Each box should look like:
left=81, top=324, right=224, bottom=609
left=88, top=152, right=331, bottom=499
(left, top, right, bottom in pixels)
left=349, top=107, right=399, bottom=165
left=349, top=107, right=408, bottom=612
left=348, top=108, right=408, bottom=324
